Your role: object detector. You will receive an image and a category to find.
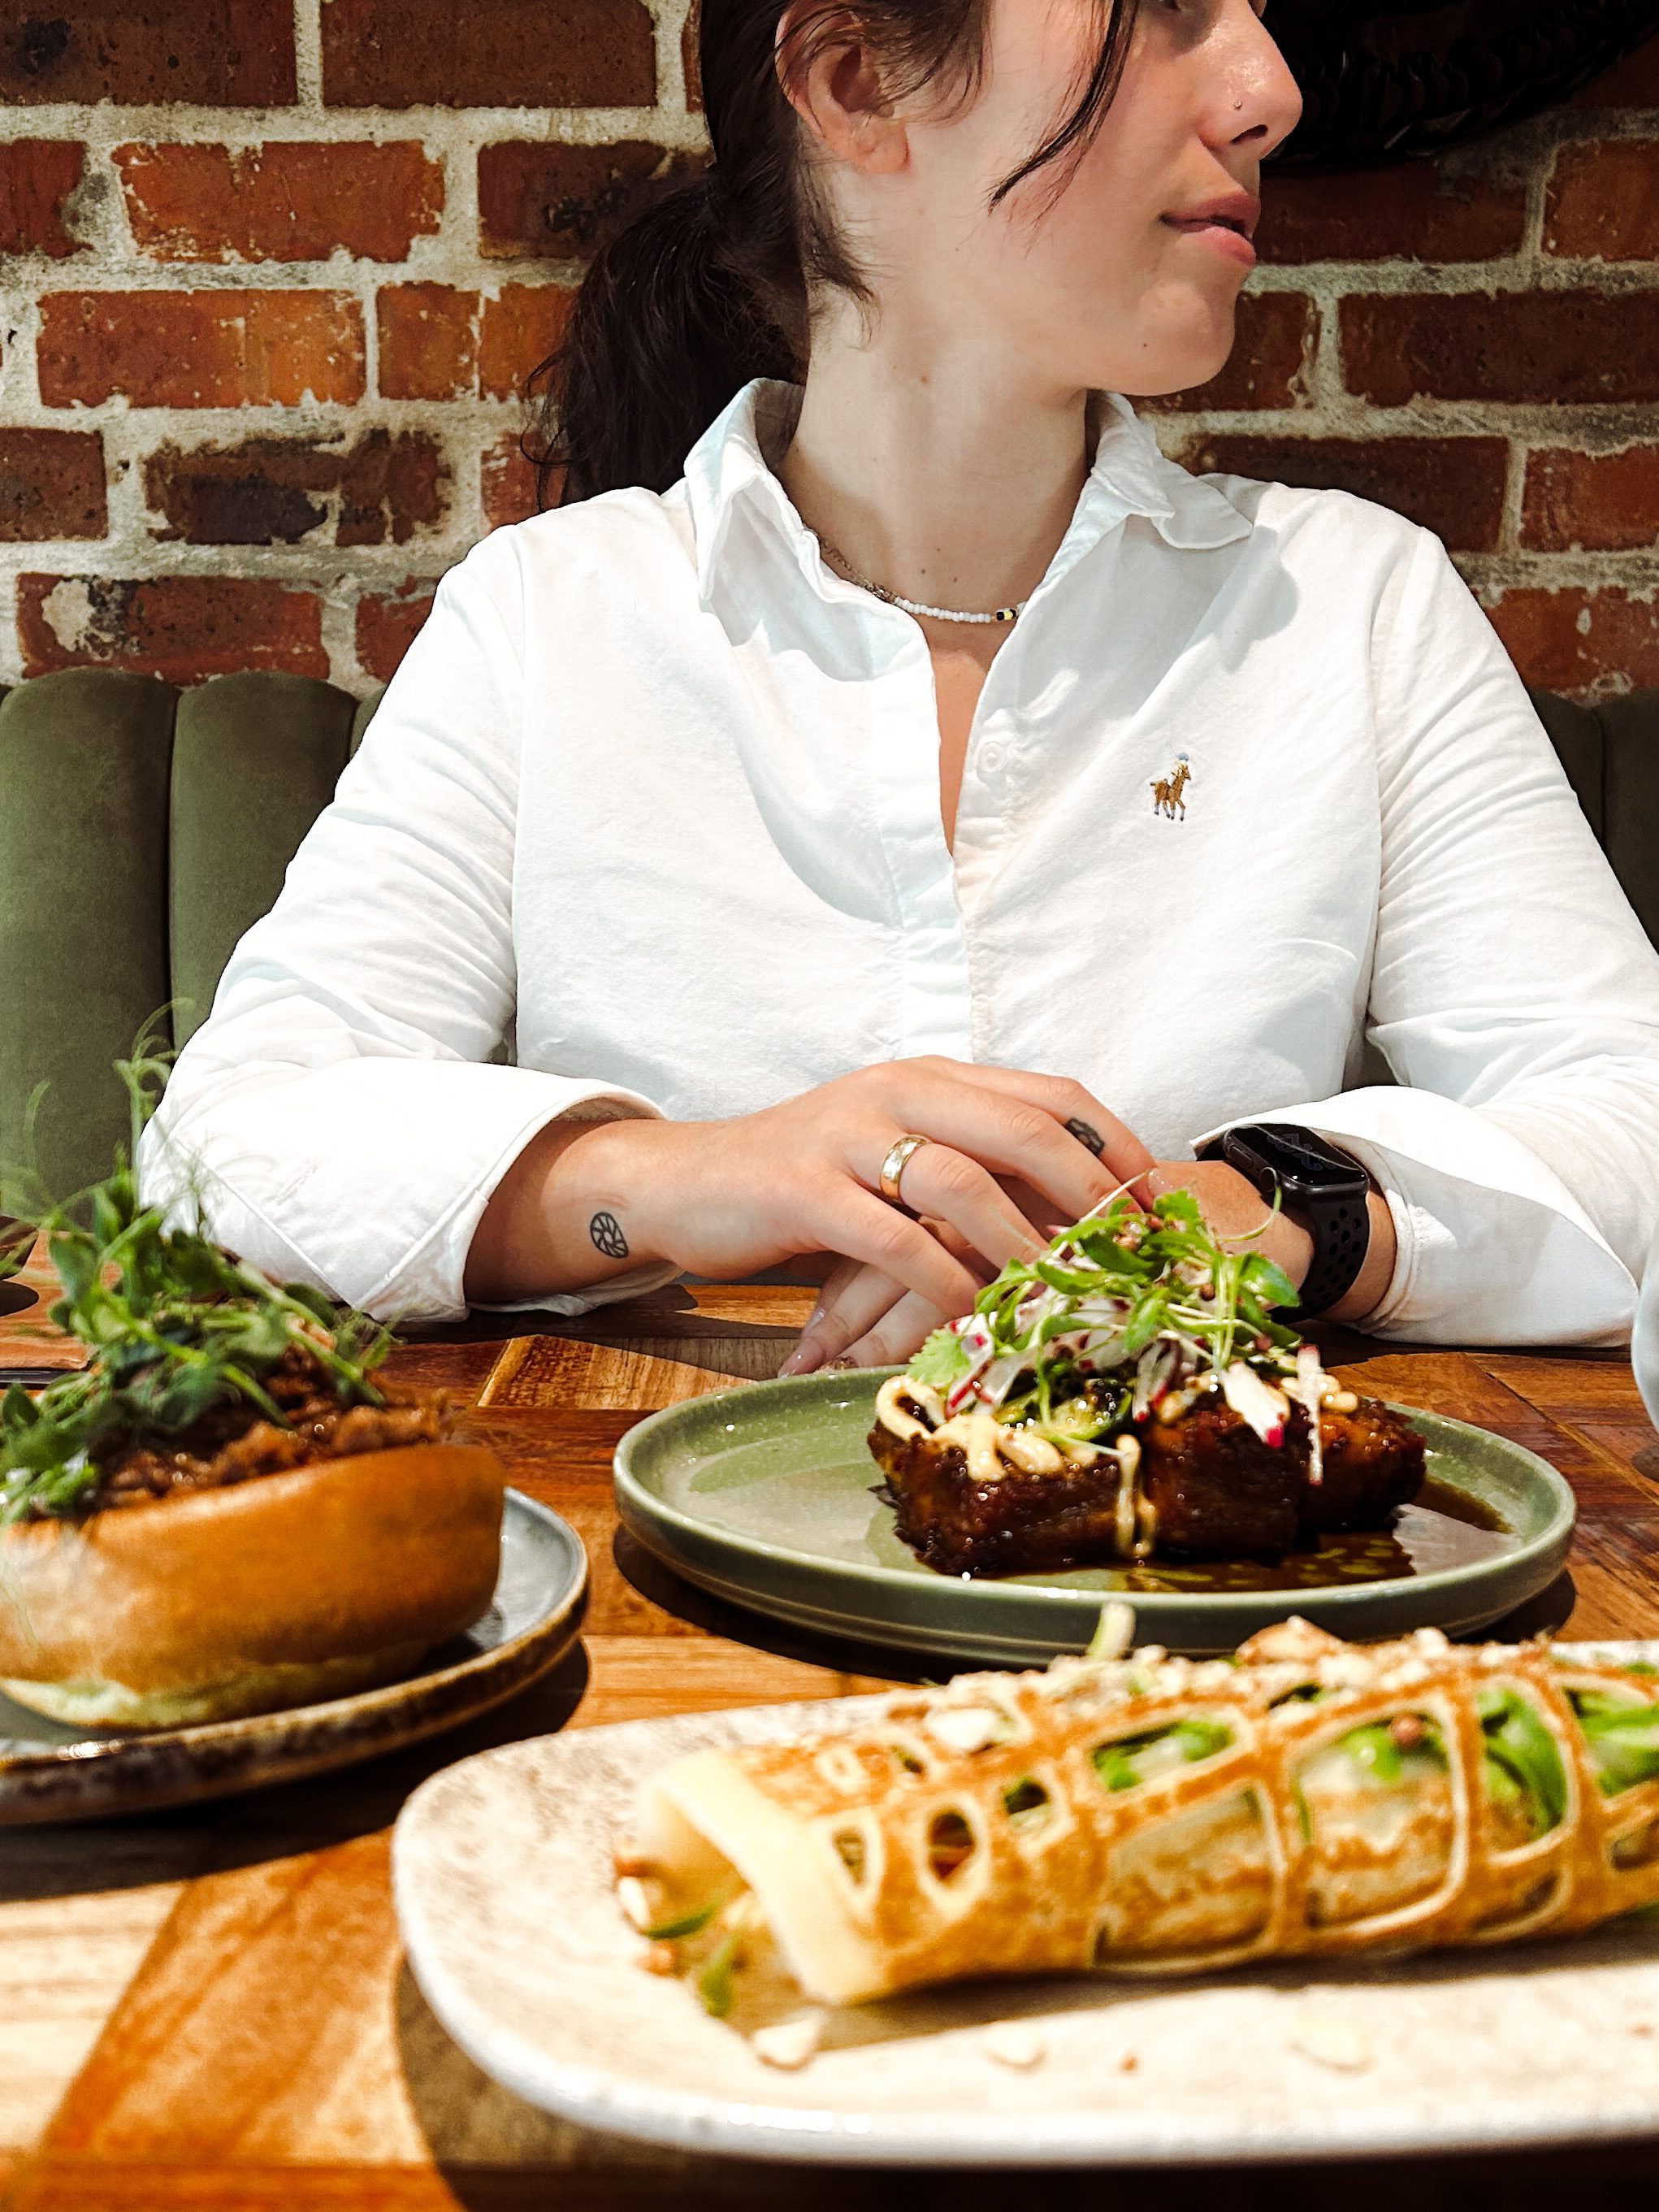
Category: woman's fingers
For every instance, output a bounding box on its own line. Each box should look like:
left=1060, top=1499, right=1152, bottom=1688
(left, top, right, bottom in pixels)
left=783, top=1221, right=995, bottom=1376
left=868, top=1069, right=1153, bottom=1226
left=838, top=1287, right=951, bottom=1368
left=780, top=1259, right=904, bottom=1374
left=878, top=1142, right=1046, bottom=1275
left=901, top=1060, right=1155, bottom=1186
left=802, top=1184, right=985, bottom=1314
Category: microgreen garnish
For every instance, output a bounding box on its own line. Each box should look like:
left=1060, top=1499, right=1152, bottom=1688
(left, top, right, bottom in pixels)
left=0, top=1033, right=393, bottom=1528
left=906, top=1187, right=1302, bottom=1437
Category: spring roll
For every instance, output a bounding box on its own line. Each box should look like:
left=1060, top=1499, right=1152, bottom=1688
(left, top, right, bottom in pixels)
left=619, top=1619, right=1659, bottom=2014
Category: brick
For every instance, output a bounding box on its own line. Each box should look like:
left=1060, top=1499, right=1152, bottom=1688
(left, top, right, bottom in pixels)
left=321, top=0, right=654, bottom=109
left=1481, top=585, right=1659, bottom=697
left=480, top=284, right=574, bottom=400
left=115, top=141, right=443, bottom=264
left=379, top=282, right=572, bottom=403
left=683, top=0, right=701, bottom=111
left=1256, top=162, right=1526, bottom=266
left=1141, top=292, right=1319, bottom=413
left=19, top=574, right=326, bottom=681
left=1572, top=33, right=1659, bottom=106
left=0, top=2, right=295, bottom=106
left=37, top=290, right=365, bottom=409
left=1521, top=445, right=1659, bottom=553
left=479, top=141, right=706, bottom=259
left=482, top=430, right=551, bottom=527
left=0, top=141, right=86, bottom=258
left=0, top=429, right=106, bottom=540
left=1341, top=291, right=1659, bottom=408
left=145, top=431, right=446, bottom=547
left=377, top=283, right=479, bottom=400
left=356, top=578, right=436, bottom=682
left=1544, top=140, right=1659, bottom=262
left=1168, top=432, right=1508, bottom=553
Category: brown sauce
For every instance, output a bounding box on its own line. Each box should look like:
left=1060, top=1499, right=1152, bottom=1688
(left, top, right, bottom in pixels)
left=1107, top=1478, right=1514, bottom=1595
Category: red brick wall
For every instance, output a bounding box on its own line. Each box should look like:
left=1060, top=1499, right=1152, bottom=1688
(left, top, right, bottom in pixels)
left=1, top=7, right=1655, bottom=699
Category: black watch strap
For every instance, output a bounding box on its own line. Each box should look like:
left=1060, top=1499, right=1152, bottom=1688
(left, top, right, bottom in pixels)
left=1197, top=1122, right=1372, bottom=1318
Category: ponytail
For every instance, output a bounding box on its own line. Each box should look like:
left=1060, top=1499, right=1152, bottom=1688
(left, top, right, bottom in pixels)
left=532, top=169, right=796, bottom=506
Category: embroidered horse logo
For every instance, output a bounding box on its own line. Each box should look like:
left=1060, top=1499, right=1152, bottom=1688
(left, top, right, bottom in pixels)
left=1151, top=754, right=1193, bottom=819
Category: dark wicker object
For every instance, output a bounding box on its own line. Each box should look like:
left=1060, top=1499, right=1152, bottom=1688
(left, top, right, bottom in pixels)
left=1264, top=1, right=1659, bottom=170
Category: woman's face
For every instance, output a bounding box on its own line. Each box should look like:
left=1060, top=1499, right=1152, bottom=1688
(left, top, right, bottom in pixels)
left=842, top=0, right=1304, bottom=398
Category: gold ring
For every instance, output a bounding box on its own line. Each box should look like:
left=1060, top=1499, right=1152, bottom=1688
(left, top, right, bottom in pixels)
left=878, top=1133, right=931, bottom=1205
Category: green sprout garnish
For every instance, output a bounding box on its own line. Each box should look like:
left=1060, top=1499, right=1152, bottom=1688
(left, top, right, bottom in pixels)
left=0, top=1030, right=394, bottom=1528
left=907, top=1188, right=1301, bottom=1433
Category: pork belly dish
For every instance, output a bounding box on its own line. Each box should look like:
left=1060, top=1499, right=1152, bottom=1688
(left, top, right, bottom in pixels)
left=867, top=1191, right=1423, bottom=1577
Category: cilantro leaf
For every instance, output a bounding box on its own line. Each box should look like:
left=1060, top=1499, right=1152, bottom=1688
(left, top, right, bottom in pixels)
left=909, top=1327, right=972, bottom=1391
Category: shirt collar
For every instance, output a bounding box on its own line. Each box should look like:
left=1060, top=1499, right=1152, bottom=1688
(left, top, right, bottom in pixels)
left=682, top=375, right=1254, bottom=609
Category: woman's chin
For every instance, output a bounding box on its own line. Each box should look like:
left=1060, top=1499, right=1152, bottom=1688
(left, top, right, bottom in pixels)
left=1122, top=300, right=1242, bottom=401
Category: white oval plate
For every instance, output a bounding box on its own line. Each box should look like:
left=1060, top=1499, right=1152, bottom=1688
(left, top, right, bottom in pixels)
left=395, top=1645, right=1659, bottom=2168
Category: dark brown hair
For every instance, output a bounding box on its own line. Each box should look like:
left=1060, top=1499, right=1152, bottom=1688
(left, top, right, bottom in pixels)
left=530, top=1, right=1141, bottom=505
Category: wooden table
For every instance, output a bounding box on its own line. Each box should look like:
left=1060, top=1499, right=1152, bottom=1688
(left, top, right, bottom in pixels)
left=3, top=1246, right=1659, bottom=2210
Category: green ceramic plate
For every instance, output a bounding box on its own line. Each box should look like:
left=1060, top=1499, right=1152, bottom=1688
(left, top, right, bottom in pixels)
left=614, top=1370, right=1576, bottom=1663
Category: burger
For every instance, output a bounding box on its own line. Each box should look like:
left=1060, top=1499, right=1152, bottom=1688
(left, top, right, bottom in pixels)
left=0, top=1099, right=504, bottom=1730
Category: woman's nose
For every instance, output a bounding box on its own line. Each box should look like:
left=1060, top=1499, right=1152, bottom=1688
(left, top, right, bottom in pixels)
left=1221, top=4, right=1306, bottom=162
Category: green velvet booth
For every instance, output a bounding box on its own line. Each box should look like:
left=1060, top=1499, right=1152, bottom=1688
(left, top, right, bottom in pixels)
left=0, top=670, right=382, bottom=1203
left=2, top=667, right=1656, bottom=1202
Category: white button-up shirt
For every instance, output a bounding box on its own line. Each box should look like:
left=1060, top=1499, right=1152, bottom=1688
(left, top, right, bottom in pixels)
left=142, top=377, right=1659, bottom=1344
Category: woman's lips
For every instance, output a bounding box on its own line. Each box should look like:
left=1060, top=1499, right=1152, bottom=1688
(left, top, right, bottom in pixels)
left=1161, top=215, right=1257, bottom=269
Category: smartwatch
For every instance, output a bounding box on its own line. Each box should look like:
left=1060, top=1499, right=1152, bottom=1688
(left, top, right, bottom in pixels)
left=1197, top=1122, right=1372, bottom=1317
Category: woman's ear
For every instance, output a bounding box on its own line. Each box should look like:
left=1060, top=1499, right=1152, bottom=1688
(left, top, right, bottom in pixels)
left=775, top=4, right=911, bottom=176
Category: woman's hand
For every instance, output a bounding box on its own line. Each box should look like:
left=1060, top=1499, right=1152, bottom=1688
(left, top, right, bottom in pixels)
left=464, top=1057, right=1154, bottom=1308
left=780, top=1156, right=1323, bottom=1373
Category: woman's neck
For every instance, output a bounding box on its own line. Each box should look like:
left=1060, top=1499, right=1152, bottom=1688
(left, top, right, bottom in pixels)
left=775, top=328, right=1094, bottom=618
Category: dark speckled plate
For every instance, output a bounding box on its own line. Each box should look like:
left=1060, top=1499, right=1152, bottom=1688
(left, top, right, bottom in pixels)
left=0, top=1490, right=586, bottom=1825
left=615, top=1371, right=1576, bottom=1663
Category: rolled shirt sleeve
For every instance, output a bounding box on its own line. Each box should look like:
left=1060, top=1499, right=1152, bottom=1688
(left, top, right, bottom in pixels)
left=138, top=535, right=680, bottom=1325
left=1203, top=525, right=1659, bottom=1347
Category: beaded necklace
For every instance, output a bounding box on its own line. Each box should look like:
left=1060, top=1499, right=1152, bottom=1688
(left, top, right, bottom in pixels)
left=816, top=536, right=1028, bottom=627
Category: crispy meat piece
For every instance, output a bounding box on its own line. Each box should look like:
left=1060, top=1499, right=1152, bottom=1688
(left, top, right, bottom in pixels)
left=868, top=1424, right=1124, bottom=1577
left=1293, top=1395, right=1427, bottom=1533
left=1139, top=1399, right=1304, bottom=1559
left=871, top=1387, right=1426, bottom=1576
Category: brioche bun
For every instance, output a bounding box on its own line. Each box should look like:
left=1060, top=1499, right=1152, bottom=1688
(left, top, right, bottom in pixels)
left=0, top=1442, right=506, bottom=1729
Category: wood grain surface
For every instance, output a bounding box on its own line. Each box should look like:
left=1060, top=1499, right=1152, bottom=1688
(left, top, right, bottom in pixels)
left=4, top=1240, right=1659, bottom=2207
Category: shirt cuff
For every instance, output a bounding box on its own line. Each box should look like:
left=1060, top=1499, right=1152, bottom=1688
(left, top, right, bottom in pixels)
left=1193, top=1086, right=1636, bottom=1347
left=141, top=1062, right=680, bottom=1326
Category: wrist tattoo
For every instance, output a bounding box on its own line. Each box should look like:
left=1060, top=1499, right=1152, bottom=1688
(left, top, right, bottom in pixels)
left=589, top=1210, right=630, bottom=1260
left=1065, top=1117, right=1106, bottom=1157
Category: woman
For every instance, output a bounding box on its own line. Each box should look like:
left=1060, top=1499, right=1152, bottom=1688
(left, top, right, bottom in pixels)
left=142, top=0, right=1659, bottom=1360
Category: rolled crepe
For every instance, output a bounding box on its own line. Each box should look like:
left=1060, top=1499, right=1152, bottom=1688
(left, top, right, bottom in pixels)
left=628, top=1620, right=1659, bottom=2010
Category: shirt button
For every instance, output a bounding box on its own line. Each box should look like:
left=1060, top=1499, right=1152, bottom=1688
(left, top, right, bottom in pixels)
left=980, top=741, right=1007, bottom=774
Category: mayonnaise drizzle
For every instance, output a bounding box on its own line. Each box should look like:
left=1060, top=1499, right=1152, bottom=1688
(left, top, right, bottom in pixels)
left=1112, top=1430, right=1141, bottom=1557
left=876, top=1377, right=1162, bottom=1553
left=873, top=1374, right=942, bottom=1441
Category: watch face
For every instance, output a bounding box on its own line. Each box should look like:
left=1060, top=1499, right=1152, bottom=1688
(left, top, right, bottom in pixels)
left=1224, top=1124, right=1368, bottom=1195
